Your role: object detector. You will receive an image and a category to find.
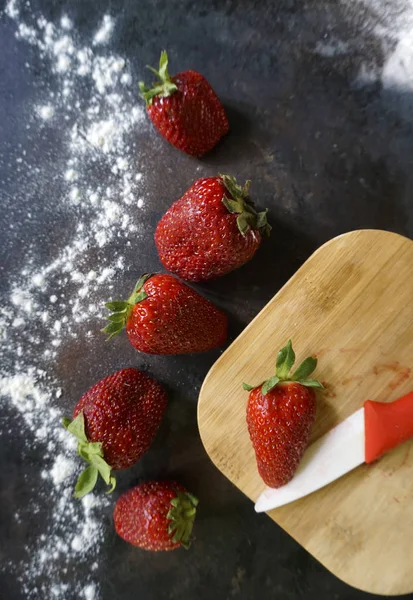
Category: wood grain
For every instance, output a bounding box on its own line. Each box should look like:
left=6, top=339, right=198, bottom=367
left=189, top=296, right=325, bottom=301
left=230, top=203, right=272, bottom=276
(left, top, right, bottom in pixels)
left=198, top=230, right=413, bottom=596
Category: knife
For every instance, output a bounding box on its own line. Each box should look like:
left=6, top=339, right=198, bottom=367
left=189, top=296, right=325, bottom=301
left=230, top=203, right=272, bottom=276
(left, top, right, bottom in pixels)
left=255, top=390, right=413, bottom=513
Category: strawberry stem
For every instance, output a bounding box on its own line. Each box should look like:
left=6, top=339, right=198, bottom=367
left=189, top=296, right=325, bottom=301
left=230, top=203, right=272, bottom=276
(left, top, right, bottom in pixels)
left=242, top=339, right=324, bottom=394
left=166, top=491, right=199, bottom=549
left=139, top=51, right=178, bottom=107
left=62, top=412, right=116, bottom=498
left=102, top=273, right=153, bottom=340
left=220, top=174, right=271, bottom=237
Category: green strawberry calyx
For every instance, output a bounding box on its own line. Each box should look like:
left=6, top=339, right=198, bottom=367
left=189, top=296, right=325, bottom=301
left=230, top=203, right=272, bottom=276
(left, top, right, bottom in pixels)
left=167, top=491, right=199, bottom=549
left=242, top=339, right=324, bottom=395
left=220, top=173, right=271, bottom=237
left=62, top=412, right=116, bottom=499
left=139, top=50, right=178, bottom=107
left=102, top=273, right=153, bottom=340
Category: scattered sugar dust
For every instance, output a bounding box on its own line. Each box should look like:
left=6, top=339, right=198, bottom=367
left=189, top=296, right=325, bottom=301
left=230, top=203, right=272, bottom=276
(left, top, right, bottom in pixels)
left=1, top=1, right=150, bottom=598
left=314, top=0, right=413, bottom=115
left=1, top=0, right=149, bottom=353
left=0, top=372, right=108, bottom=599
left=37, top=103, right=55, bottom=120
left=93, top=14, right=114, bottom=46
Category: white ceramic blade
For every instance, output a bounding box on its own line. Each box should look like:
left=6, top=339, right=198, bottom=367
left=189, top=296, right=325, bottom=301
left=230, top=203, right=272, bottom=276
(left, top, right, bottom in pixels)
left=254, top=408, right=365, bottom=513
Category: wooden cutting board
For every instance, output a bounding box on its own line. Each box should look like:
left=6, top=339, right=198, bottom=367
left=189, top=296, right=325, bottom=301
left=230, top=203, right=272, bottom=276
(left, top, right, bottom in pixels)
left=198, top=230, right=413, bottom=596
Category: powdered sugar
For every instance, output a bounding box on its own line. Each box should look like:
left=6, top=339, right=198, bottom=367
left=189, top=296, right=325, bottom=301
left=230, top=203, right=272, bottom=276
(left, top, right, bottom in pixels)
left=37, top=103, right=55, bottom=120
left=93, top=14, right=114, bottom=46
left=84, top=582, right=98, bottom=600
left=348, top=0, right=413, bottom=122
left=319, top=0, right=413, bottom=106
left=314, top=38, right=349, bottom=57
left=5, top=0, right=19, bottom=18
left=2, top=1, right=148, bottom=360
left=50, top=455, right=76, bottom=486
left=1, top=2, right=150, bottom=598
left=60, top=14, right=73, bottom=31
left=0, top=371, right=109, bottom=597
left=379, top=3, right=413, bottom=92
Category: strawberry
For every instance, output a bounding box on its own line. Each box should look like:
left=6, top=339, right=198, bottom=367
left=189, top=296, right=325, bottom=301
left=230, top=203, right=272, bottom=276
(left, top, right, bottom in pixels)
left=103, top=273, right=227, bottom=354
left=62, top=368, right=167, bottom=498
left=114, top=481, right=198, bottom=551
left=155, top=175, right=271, bottom=282
left=243, top=340, right=323, bottom=488
left=139, top=51, right=229, bottom=156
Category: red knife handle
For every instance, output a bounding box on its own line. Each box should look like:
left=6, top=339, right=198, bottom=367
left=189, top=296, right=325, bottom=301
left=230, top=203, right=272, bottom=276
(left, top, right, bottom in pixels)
left=364, top=391, right=413, bottom=463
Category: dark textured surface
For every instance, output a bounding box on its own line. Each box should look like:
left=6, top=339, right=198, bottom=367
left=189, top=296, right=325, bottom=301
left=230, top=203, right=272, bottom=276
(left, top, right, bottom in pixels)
left=1, top=0, right=413, bottom=599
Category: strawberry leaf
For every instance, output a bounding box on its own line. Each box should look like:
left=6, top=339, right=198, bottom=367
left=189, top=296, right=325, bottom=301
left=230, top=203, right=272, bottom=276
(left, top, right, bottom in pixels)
left=172, top=528, right=183, bottom=544
left=256, top=209, right=272, bottom=237
left=87, top=442, right=104, bottom=455
left=77, top=443, right=92, bottom=462
left=139, top=51, right=178, bottom=106
left=133, top=291, right=147, bottom=303
left=103, top=275, right=153, bottom=341
left=248, top=340, right=324, bottom=399
left=166, top=491, right=198, bottom=549
left=74, top=465, right=98, bottom=499
left=220, top=173, right=271, bottom=237
left=131, top=273, right=152, bottom=295
left=64, top=412, right=88, bottom=443
left=106, top=312, right=126, bottom=323
left=92, top=454, right=113, bottom=485
left=126, top=273, right=152, bottom=305
left=62, top=411, right=116, bottom=498
left=220, top=173, right=246, bottom=200
left=292, top=356, right=317, bottom=381
left=276, top=339, right=295, bottom=379
left=242, top=382, right=255, bottom=391
left=298, top=379, right=325, bottom=389
left=256, top=209, right=268, bottom=229
left=168, top=522, right=177, bottom=535
left=242, top=180, right=251, bottom=196
left=138, top=82, right=167, bottom=106
left=102, top=320, right=124, bottom=340
left=106, top=476, right=116, bottom=494
left=61, top=416, right=71, bottom=429
left=236, top=214, right=250, bottom=235
left=105, top=301, right=128, bottom=312
left=221, top=197, right=244, bottom=214
left=261, top=376, right=280, bottom=395
left=186, top=493, right=199, bottom=507
left=158, top=50, right=170, bottom=80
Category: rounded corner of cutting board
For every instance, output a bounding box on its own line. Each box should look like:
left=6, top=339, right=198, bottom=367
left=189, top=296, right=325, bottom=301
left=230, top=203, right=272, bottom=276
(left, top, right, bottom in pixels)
left=322, top=561, right=413, bottom=596
left=197, top=229, right=413, bottom=596
left=311, top=228, right=412, bottom=254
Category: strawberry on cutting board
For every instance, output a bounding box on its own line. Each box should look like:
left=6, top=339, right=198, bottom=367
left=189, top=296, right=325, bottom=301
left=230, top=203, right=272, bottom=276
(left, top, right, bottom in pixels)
left=243, top=340, right=323, bottom=488
left=62, top=368, right=167, bottom=498
left=103, top=273, right=227, bottom=354
left=139, top=51, right=229, bottom=156
left=114, top=481, right=198, bottom=551
left=155, top=174, right=271, bottom=282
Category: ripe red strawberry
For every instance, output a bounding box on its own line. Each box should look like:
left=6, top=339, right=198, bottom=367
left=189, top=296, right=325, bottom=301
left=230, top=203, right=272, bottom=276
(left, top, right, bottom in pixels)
left=114, top=481, right=198, bottom=551
left=244, top=340, right=323, bottom=488
left=139, top=51, right=229, bottom=156
left=103, top=273, right=227, bottom=354
left=155, top=175, right=271, bottom=282
left=62, top=368, right=167, bottom=498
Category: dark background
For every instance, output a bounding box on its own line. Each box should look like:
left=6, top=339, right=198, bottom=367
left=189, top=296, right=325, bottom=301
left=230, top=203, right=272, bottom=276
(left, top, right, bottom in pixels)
left=1, top=0, right=413, bottom=599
